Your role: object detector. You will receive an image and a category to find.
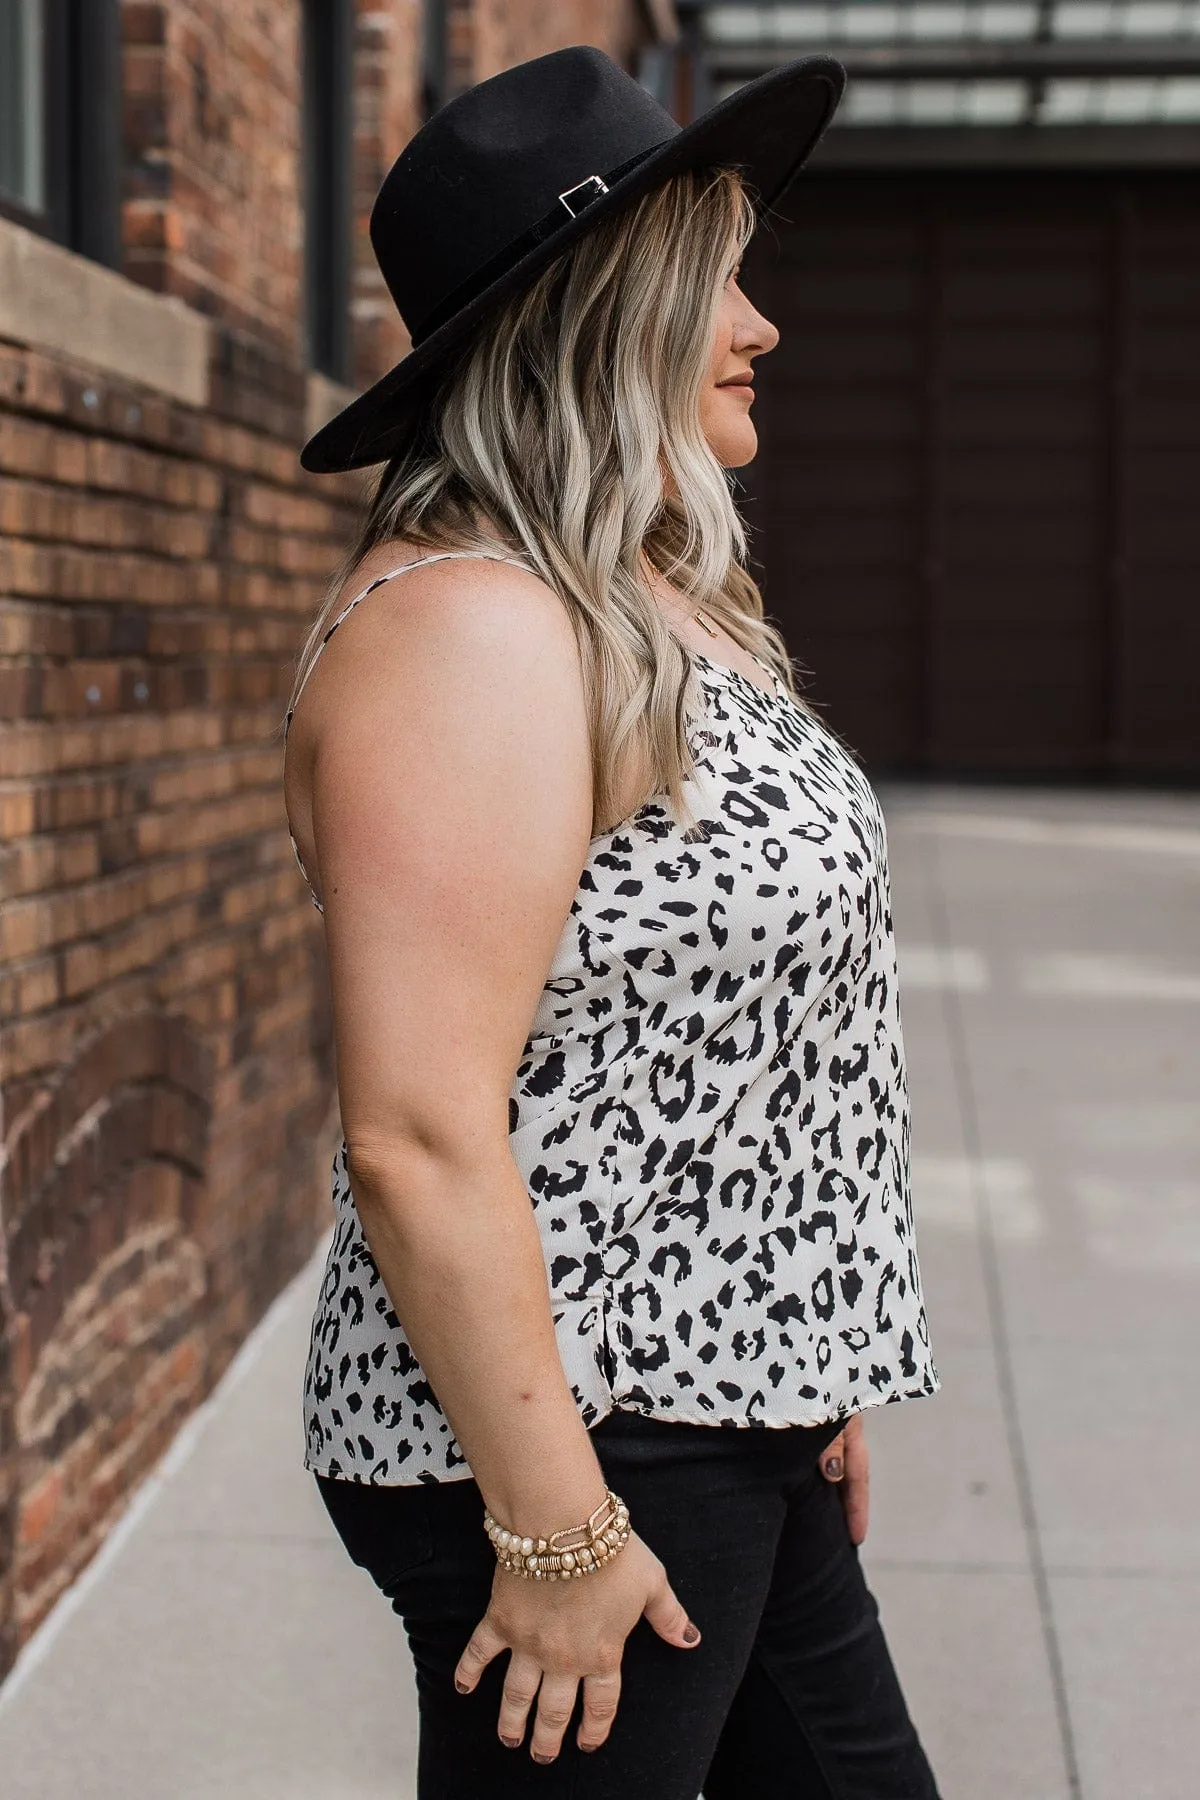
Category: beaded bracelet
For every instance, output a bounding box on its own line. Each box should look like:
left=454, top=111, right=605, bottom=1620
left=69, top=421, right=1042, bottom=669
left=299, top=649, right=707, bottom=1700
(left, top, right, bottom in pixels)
left=484, top=1487, right=631, bottom=1581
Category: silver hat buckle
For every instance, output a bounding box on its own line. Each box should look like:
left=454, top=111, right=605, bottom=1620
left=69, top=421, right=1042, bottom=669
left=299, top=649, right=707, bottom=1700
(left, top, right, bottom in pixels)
left=558, top=175, right=610, bottom=218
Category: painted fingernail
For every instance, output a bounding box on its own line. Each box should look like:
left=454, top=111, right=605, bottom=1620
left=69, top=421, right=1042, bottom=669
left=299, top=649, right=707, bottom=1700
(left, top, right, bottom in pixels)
left=824, top=1456, right=843, bottom=1480
left=683, top=1623, right=700, bottom=1644
left=500, top=1736, right=520, bottom=1749
left=532, top=1752, right=555, bottom=1764
left=454, top=1679, right=470, bottom=1693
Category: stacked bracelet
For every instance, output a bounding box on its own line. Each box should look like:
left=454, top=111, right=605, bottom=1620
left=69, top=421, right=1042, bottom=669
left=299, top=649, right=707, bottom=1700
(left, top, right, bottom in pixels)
left=484, top=1487, right=631, bottom=1581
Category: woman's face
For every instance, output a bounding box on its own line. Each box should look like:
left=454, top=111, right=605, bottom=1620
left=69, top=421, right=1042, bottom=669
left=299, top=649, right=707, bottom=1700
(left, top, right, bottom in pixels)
left=698, top=256, right=780, bottom=469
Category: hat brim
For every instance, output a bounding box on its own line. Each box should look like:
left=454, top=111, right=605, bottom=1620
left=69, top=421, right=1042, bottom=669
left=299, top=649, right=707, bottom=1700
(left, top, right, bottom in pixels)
left=301, top=54, right=845, bottom=475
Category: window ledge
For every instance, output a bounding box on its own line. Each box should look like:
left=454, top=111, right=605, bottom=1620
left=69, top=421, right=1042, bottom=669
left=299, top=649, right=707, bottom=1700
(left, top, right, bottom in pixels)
left=0, top=216, right=210, bottom=408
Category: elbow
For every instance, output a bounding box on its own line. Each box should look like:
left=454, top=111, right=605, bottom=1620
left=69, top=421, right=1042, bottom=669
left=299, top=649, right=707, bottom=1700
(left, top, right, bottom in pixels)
left=343, top=1126, right=508, bottom=1223
left=344, top=1134, right=435, bottom=1217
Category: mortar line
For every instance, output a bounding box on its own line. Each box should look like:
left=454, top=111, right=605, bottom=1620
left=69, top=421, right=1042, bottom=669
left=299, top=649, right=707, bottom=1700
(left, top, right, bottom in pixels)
left=920, top=804, right=1084, bottom=1800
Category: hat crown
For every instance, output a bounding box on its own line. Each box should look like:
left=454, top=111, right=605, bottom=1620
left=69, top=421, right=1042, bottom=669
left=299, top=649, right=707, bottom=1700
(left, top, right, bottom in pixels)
left=370, top=47, right=680, bottom=344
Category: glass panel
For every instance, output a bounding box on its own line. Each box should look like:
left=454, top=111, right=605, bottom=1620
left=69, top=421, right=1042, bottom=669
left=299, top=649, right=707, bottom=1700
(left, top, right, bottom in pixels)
left=1039, top=71, right=1200, bottom=111
left=1052, top=2, right=1118, bottom=34
left=1161, top=71, right=1200, bottom=111
left=977, top=4, right=1041, bottom=35
left=841, top=73, right=1031, bottom=120
left=964, top=77, right=1030, bottom=116
left=703, top=0, right=1200, bottom=126
left=1098, top=74, right=1166, bottom=112
left=703, top=0, right=1200, bottom=42
left=0, top=0, right=43, bottom=212
left=704, top=5, right=826, bottom=43
left=1039, top=75, right=1100, bottom=117
left=1052, top=0, right=1200, bottom=30
left=1119, top=3, right=1190, bottom=33
left=843, top=4, right=904, bottom=37
left=839, top=78, right=905, bottom=121
left=910, top=4, right=971, bottom=35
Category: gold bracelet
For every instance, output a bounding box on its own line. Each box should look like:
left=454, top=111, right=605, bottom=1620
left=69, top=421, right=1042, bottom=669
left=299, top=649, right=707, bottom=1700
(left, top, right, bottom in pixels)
left=484, top=1488, right=631, bottom=1580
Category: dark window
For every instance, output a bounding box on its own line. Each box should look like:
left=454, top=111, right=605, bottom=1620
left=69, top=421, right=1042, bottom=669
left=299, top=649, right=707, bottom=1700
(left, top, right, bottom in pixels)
left=421, top=0, right=448, bottom=120
left=0, top=0, right=44, bottom=218
left=303, top=0, right=355, bottom=383
left=0, top=0, right=121, bottom=264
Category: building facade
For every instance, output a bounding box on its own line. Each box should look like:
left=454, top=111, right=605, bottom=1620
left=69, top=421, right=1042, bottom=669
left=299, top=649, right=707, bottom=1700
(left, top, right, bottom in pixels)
left=697, top=0, right=1200, bottom=780
left=0, top=0, right=674, bottom=1681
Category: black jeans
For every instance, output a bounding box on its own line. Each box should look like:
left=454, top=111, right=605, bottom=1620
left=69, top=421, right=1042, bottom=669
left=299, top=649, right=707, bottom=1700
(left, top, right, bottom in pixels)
left=315, top=1410, right=941, bottom=1799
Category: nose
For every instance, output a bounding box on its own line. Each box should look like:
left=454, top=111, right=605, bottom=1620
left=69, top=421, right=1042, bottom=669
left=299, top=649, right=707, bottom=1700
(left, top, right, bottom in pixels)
left=748, top=304, right=780, bottom=356
left=737, top=294, right=779, bottom=358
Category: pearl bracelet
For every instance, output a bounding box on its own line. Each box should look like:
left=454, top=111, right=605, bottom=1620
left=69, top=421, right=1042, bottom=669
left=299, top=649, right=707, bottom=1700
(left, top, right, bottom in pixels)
left=484, top=1487, right=631, bottom=1581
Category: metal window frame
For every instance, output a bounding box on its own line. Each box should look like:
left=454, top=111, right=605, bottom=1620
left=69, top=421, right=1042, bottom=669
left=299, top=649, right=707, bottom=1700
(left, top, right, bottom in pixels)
left=709, top=42, right=1200, bottom=81
left=687, top=0, right=1200, bottom=163
left=0, top=0, right=122, bottom=265
left=303, top=0, right=355, bottom=384
left=808, top=122, right=1200, bottom=167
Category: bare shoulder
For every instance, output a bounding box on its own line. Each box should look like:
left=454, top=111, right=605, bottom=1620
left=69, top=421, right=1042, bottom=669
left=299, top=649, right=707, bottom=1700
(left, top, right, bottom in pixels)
left=284, top=538, right=590, bottom=889
left=342, top=536, right=568, bottom=646
left=295, top=537, right=579, bottom=738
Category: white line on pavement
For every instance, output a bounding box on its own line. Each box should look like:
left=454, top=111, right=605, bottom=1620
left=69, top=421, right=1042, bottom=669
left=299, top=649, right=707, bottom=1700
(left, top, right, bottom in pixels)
left=1021, top=953, right=1200, bottom=1003
left=910, top=1155, right=1044, bottom=1243
left=896, top=945, right=990, bottom=991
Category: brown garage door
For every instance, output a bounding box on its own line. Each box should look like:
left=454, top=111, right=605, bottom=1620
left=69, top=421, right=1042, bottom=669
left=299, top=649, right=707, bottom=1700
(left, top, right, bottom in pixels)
left=742, top=172, right=1200, bottom=781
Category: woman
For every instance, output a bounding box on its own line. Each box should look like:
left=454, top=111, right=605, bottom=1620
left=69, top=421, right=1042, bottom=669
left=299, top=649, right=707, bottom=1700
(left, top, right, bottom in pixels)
left=284, top=45, right=940, bottom=1800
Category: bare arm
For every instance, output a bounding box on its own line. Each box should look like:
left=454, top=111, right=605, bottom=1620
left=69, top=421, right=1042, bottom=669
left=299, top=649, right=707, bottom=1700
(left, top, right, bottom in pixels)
left=295, top=554, right=698, bottom=1759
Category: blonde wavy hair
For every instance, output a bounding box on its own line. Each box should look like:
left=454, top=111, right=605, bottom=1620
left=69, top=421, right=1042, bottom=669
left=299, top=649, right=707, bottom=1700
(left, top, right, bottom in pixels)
left=287, top=165, right=813, bottom=838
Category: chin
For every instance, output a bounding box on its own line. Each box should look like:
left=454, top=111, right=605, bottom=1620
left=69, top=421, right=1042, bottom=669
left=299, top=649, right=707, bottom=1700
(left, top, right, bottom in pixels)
left=711, top=429, right=759, bottom=470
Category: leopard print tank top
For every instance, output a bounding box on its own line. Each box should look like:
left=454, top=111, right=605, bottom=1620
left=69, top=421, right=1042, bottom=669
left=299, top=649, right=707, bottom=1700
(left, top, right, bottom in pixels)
left=286, top=553, right=939, bottom=1484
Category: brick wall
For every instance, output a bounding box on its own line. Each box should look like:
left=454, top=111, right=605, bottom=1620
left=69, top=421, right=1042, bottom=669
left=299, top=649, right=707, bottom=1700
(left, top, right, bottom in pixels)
left=0, top=0, right=669, bottom=1682
left=449, top=0, right=651, bottom=89
left=0, top=329, right=361, bottom=1669
left=123, top=1, right=307, bottom=351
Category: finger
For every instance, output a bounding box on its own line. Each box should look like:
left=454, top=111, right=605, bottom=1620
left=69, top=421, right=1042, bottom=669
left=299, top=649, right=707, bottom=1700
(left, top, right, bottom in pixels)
left=454, top=1613, right=508, bottom=1695
left=528, top=1672, right=580, bottom=1764
left=496, top=1650, right=543, bottom=1750
left=577, top=1667, right=622, bottom=1754
left=642, top=1573, right=701, bottom=1648
left=844, top=1419, right=870, bottom=1545
left=820, top=1430, right=846, bottom=1482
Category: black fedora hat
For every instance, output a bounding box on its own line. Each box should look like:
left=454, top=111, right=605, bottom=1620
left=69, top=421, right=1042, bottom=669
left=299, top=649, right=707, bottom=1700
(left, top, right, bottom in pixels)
left=301, top=44, right=845, bottom=475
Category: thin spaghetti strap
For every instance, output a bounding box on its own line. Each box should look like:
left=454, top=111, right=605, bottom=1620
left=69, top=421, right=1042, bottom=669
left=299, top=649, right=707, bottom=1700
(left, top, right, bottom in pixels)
left=749, top=649, right=789, bottom=700
left=284, top=550, right=536, bottom=740
left=283, top=550, right=536, bottom=917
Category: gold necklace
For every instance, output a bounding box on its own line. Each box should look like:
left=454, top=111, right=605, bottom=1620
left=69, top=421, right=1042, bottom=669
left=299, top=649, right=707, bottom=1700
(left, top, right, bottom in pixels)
left=645, top=558, right=723, bottom=640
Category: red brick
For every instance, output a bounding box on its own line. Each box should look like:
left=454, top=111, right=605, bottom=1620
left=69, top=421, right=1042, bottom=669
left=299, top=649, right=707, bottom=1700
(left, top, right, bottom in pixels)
left=16, top=1468, right=63, bottom=1552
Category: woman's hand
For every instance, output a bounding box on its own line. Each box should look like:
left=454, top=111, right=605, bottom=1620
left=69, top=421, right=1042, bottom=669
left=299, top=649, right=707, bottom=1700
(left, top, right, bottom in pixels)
left=819, top=1413, right=869, bottom=1545
left=453, top=1531, right=700, bottom=1762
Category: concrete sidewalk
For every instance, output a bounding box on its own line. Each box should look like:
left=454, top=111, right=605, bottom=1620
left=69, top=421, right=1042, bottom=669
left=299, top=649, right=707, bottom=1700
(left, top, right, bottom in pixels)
left=1, top=784, right=1197, bottom=1799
